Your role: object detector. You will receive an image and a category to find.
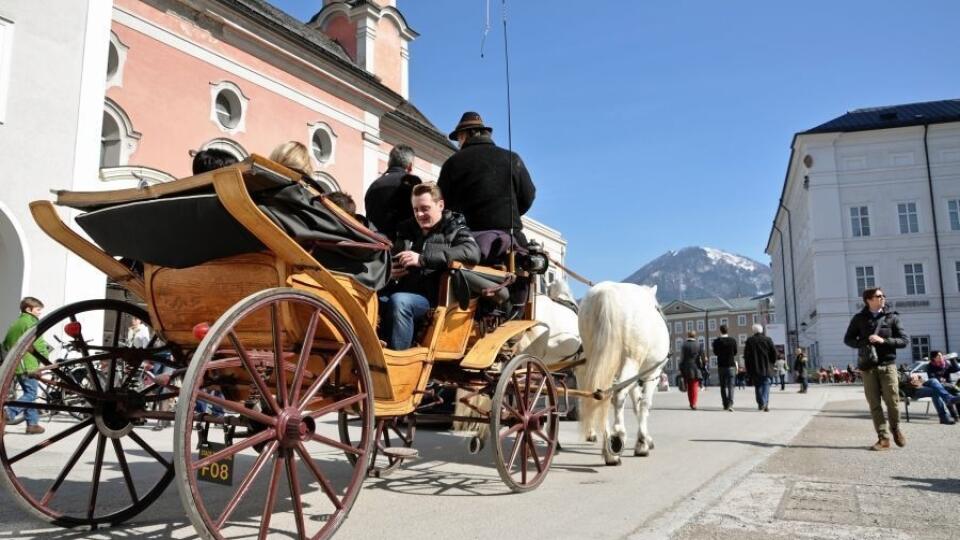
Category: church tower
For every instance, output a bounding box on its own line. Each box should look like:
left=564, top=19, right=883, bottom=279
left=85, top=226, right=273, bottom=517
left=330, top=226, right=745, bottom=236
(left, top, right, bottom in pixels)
left=310, top=1, right=418, bottom=99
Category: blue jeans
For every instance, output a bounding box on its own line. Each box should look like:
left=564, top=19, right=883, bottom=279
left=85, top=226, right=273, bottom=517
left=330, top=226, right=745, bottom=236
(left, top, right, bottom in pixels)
left=754, top=376, right=771, bottom=409
left=917, top=379, right=957, bottom=422
left=7, top=375, right=40, bottom=426
left=379, top=292, right=431, bottom=350
left=718, top=367, right=736, bottom=409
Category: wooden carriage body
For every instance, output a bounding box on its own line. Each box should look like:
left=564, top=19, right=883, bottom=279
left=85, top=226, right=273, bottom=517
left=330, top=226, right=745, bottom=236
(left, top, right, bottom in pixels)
left=31, top=156, right=535, bottom=417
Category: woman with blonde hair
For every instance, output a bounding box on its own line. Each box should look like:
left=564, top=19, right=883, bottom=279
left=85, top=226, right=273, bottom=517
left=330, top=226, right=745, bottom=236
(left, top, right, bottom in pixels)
left=269, top=141, right=328, bottom=194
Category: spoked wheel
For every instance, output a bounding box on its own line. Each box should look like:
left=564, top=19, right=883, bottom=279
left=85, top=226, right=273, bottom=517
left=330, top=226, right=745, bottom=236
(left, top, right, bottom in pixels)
left=175, top=287, right=374, bottom=540
left=0, top=299, right=179, bottom=527
left=490, top=354, right=559, bottom=492
left=338, top=413, right=415, bottom=477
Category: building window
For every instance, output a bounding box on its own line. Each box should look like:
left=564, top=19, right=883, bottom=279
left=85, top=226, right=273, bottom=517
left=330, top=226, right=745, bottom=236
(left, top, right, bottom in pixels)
left=696, top=320, right=704, bottom=332
left=307, top=122, right=337, bottom=166
left=768, top=313, right=776, bottom=323
left=697, top=337, right=705, bottom=350
left=100, top=99, right=140, bottom=169
left=911, top=336, right=930, bottom=362
left=904, top=263, right=926, bottom=295
left=738, top=334, right=747, bottom=345
left=719, top=317, right=728, bottom=328
left=752, top=314, right=759, bottom=324
left=737, top=315, right=746, bottom=326
left=855, top=266, right=876, bottom=292
left=850, top=206, right=870, bottom=237
left=708, top=319, right=716, bottom=332
left=949, top=199, right=960, bottom=231
left=956, top=261, right=960, bottom=292
left=686, top=321, right=693, bottom=332
left=200, top=138, right=248, bottom=162
left=897, top=202, right=919, bottom=234
left=105, top=31, right=128, bottom=89
left=209, top=81, right=248, bottom=133
left=0, top=16, right=14, bottom=123
left=675, top=339, right=683, bottom=353
left=674, top=322, right=682, bottom=334
left=312, top=172, right=340, bottom=194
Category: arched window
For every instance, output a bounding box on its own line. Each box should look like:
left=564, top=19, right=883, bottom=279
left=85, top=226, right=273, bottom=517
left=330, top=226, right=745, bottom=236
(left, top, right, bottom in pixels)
left=209, top=81, right=248, bottom=134
left=100, top=99, right=140, bottom=168
left=307, top=121, right=337, bottom=166
left=200, top=138, right=248, bottom=161
left=312, top=172, right=340, bottom=194
left=106, top=31, right=128, bottom=89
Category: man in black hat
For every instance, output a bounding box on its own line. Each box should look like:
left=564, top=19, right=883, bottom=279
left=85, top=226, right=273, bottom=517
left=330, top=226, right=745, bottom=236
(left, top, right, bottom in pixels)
left=437, top=112, right=536, bottom=249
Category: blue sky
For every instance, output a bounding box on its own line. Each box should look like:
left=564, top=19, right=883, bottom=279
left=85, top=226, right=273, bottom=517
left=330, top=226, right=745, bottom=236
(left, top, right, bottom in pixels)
left=276, top=0, right=960, bottom=294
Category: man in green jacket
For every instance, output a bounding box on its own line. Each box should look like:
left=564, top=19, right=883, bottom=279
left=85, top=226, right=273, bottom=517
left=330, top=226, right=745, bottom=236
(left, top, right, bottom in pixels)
left=3, top=297, right=50, bottom=434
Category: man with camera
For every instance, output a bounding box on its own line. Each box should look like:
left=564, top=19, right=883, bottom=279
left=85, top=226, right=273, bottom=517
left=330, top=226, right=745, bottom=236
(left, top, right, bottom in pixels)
left=843, top=287, right=909, bottom=451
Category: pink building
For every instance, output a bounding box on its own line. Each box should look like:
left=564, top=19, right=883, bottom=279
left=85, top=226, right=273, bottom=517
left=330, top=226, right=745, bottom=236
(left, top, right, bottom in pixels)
left=102, top=0, right=450, bottom=202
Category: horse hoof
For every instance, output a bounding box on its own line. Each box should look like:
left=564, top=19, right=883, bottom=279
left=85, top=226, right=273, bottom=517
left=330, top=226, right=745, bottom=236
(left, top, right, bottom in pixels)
left=608, top=434, right=624, bottom=455
left=586, top=434, right=597, bottom=443
left=635, top=448, right=650, bottom=457
left=604, top=457, right=622, bottom=466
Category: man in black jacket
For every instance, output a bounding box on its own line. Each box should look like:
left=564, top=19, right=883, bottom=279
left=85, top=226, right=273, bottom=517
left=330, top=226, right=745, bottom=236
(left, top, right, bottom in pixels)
left=437, top=112, right=535, bottom=248
left=744, top=324, right=777, bottom=411
left=712, top=325, right=739, bottom=411
left=364, top=144, right=420, bottom=241
left=843, top=287, right=909, bottom=450
left=379, top=183, right=480, bottom=350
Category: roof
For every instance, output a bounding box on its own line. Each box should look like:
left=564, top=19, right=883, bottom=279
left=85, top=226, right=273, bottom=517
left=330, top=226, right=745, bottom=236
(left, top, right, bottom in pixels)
left=803, top=98, right=960, bottom=135
left=387, top=102, right=456, bottom=150
left=664, top=296, right=762, bottom=313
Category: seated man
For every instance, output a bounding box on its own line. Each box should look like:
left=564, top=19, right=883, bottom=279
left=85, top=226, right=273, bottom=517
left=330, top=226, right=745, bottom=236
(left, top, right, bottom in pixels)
left=378, top=182, right=480, bottom=350
left=900, top=372, right=959, bottom=425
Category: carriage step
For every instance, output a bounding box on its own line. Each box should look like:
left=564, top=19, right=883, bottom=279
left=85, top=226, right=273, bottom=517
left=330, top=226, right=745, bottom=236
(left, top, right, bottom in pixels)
left=381, top=447, right=419, bottom=459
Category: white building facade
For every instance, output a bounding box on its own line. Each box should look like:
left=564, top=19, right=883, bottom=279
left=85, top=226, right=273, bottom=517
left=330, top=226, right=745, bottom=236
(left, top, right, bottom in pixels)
left=767, top=100, right=960, bottom=367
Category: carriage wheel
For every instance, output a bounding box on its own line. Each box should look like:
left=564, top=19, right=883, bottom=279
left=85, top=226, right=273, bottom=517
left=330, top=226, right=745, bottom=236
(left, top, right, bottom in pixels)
left=490, top=354, right=559, bottom=493
left=175, top=287, right=374, bottom=540
left=0, top=299, right=178, bottom=527
left=338, top=413, right=415, bottom=477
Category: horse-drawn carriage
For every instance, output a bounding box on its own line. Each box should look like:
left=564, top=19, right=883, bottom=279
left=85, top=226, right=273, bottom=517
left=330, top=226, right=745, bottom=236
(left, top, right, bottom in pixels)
left=0, top=157, right=561, bottom=539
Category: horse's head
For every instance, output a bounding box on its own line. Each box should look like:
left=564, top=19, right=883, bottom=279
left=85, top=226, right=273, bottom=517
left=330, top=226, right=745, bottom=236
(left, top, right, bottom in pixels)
left=547, top=278, right=576, bottom=304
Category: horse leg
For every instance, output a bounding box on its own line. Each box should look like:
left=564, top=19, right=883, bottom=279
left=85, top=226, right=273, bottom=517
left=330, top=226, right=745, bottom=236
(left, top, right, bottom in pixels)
left=603, top=364, right=635, bottom=466
left=634, top=380, right=657, bottom=457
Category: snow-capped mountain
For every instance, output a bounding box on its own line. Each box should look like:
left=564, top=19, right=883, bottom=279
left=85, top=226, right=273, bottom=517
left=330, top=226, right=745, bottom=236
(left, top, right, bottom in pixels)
left=623, top=246, right=772, bottom=303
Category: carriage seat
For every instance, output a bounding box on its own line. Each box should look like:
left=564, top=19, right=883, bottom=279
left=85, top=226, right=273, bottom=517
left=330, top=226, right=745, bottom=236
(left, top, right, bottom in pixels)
left=446, top=261, right=514, bottom=310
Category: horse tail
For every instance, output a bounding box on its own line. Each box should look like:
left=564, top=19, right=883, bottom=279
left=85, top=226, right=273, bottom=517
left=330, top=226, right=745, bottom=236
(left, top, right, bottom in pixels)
left=576, top=284, right=623, bottom=441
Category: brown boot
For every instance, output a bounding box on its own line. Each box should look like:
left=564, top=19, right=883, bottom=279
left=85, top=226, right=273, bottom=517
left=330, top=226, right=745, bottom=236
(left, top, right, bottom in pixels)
left=870, top=437, right=890, bottom=451
left=891, top=429, right=906, bottom=447
left=25, top=424, right=45, bottom=435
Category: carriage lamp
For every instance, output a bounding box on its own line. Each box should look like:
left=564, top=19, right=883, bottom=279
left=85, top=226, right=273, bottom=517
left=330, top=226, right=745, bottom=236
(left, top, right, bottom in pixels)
left=193, top=322, right=211, bottom=340
left=64, top=321, right=82, bottom=338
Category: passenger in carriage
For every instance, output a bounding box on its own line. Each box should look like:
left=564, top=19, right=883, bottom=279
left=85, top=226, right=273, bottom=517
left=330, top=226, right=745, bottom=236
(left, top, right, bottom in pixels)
left=326, top=191, right=373, bottom=229
left=437, top=111, right=536, bottom=254
left=378, top=182, right=480, bottom=350
left=269, top=141, right=330, bottom=194
left=191, top=148, right=239, bottom=175
left=364, top=144, right=422, bottom=242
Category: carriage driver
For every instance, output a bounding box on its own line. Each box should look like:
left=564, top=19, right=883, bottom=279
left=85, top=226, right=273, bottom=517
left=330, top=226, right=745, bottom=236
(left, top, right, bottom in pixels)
left=378, top=182, right=480, bottom=350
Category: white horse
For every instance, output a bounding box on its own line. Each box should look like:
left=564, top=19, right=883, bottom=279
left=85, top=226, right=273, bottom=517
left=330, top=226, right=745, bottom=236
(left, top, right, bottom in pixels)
left=517, top=278, right=581, bottom=364
left=576, top=282, right=670, bottom=466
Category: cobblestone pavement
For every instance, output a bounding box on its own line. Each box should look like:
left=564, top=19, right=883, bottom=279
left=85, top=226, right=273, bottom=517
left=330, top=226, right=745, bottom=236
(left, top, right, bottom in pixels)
left=669, top=395, right=960, bottom=540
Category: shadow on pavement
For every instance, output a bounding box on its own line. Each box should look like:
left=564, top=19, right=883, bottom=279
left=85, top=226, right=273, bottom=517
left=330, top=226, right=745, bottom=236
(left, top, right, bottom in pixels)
left=689, top=438, right=864, bottom=451
left=891, top=476, right=960, bottom=495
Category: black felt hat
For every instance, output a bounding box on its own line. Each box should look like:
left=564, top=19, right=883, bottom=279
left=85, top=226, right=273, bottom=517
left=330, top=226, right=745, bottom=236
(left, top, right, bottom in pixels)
left=448, top=111, right=493, bottom=140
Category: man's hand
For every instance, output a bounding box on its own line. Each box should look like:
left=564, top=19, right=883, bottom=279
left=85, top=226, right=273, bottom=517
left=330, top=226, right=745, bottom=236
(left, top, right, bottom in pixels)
left=395, top=250, right=421, bottom=268
left=868, top=335, right=885, bottom=345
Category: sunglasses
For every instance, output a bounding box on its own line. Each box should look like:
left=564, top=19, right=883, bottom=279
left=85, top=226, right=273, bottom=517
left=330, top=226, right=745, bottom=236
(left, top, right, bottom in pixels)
left=872, top=294, right=885, bottom=299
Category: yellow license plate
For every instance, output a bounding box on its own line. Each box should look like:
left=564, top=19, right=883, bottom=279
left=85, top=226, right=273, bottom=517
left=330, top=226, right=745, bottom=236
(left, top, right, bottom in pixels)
left=197, top=441, right=234, bottom=486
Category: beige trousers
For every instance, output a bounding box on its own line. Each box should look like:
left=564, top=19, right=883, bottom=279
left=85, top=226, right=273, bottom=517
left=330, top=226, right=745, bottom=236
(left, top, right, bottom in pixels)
left=861, top=363, right=900, bottom=438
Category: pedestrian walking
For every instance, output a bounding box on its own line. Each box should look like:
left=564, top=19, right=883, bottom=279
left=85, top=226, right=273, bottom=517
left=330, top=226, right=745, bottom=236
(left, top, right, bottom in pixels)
left=794, top=347, right=809, bottom=393
left=744, top=324, right=777, bottom=411
left=843, top=287, right=909, bottom=451
left=680, top=331, right=704, bottom=410
left=774, top=355, right=788, bottom=391
left=712, top=325, right=738, bottom=411
left=2, top=297, right=50, bottom=434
